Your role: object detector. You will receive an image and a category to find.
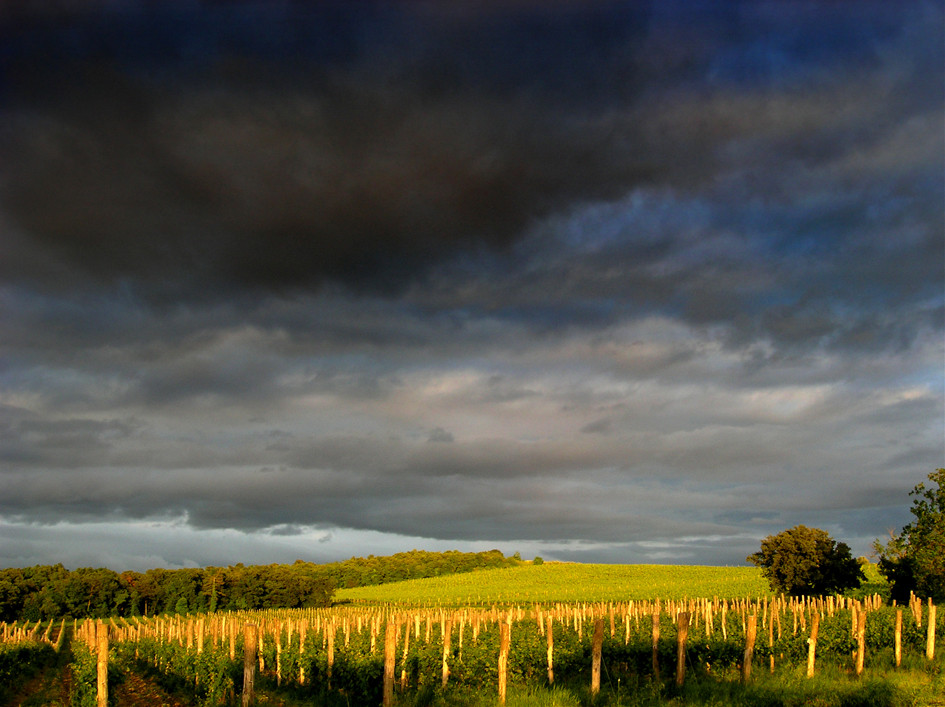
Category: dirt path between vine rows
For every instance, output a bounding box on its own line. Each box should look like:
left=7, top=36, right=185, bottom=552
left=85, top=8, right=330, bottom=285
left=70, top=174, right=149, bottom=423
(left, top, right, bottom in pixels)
left=3, top=626, right=188, bottom=707
left=5, top=666, right=191, bottom=707
left=4, top=656, right=71, bottom=707
left=110, top=670, right=192, bottom=707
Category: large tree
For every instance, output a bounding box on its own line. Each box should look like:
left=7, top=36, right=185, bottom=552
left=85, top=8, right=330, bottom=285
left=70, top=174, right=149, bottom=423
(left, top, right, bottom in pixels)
left=748, top=525, right=864, bottom=596
left=874, top=469, right=945, bottom=603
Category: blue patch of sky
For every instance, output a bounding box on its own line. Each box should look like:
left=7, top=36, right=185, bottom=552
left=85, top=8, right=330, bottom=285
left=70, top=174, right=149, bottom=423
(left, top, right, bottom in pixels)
left=703, top=5, right=904, bottom=88
left=751, top=205, right=863, bottom=258
left=543, top=191, right=718, bottom=254
left=533, top=183, right=939, bottom=327
left=490, top=300, right=621, bottom=332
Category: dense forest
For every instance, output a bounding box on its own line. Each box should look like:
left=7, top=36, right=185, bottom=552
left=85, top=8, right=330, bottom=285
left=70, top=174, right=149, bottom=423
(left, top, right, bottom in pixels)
left=0, top=549, right=519, bottom=621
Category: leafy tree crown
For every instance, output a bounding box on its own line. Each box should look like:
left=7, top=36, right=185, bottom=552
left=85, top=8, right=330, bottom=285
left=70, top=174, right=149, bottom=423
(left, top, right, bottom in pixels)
left=874, top=469, right=944, bottom=602
left=748, top=524, right=864, bottom=596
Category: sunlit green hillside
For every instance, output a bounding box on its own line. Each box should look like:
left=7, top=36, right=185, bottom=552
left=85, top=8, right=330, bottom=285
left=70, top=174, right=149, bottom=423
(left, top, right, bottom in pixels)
left=336, top=563, right=771, bottom=606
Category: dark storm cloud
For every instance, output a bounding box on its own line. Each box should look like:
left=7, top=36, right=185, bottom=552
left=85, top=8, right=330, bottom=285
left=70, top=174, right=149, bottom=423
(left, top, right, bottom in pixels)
left=427, top=427, right=454, bottom=443
left=0, top=1, right=660, bottom=297
left=3, top=0, right=934, bottom=301
left=0, top=1, right=941, bottom=569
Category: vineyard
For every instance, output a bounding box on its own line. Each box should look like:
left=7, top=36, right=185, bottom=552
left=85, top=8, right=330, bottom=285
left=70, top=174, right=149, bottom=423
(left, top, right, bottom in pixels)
left=3, top=586, right=941, bottom=706
left=335, top=563, right=772, bottom=606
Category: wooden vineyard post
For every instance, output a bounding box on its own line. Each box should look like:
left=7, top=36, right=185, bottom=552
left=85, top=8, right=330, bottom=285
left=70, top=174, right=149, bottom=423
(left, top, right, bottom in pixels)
left=441, top=619, right=452, bottom=688
left=546, top=616, right=554, bottom=685
left=401, top=618, right=411, bottom=690
left=96, top=620, right=108, bottom=707
left=590, top=618, right=603, bottom=696
left=742, top=615, right=757, bottom=683
left=855, top=611, right=866, bottom=676
left=498, top=621, right=510, bottom=705
left=676, top=612, right=689, bottom=687
left=298, top=620, right=307, bottom=685
left=242, top=623, right=257, bottom=707
left=927, top=603, right=937, bottom=661
left=895, top=609, right=903, bottom=667
left=383, top=621, right=396, bottom=707
left=806, top=611, right=819, bottom=678
left=768, top=606, right=775, bottom=673
left=56, top=618, right=66, bottom=652
left=651, top=610, right=661, bottom=680
left=850, top=602, right=858, bottom=665
left=257, top=626, right=265, bottom=672
left=276, top=625, right=282, bottom=687
left=327, top=622, right=335, bottom=686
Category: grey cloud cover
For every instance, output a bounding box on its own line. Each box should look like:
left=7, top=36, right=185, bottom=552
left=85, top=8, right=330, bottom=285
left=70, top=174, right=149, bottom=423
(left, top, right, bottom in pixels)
left=0, top=0, right=942, bottom=571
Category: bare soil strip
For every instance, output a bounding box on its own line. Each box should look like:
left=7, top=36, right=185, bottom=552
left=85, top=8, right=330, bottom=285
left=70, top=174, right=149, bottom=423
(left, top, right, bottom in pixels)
left=111, top=670, right=192, bottom=707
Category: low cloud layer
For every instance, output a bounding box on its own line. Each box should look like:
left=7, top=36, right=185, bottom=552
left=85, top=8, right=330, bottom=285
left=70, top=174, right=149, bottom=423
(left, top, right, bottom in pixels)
left=0, top=1, right=942, bottom=570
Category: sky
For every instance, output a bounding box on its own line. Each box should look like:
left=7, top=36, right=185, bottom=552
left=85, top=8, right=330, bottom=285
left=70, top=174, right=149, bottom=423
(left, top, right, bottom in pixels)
left=0, top=0, right=942, bottom=573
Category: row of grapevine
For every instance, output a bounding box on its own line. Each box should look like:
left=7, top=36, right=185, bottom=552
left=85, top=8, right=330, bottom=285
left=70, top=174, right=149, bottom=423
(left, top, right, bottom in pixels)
left=0, top=619, right=66, bottom=703
left=70, top=593, right=940, bottom=706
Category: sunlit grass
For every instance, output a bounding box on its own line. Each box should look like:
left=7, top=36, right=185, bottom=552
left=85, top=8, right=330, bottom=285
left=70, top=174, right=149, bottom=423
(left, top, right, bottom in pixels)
left=336, top=563, right=772, bottom=606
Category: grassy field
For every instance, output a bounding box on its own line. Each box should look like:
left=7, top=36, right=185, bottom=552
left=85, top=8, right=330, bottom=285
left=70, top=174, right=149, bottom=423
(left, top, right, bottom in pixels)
left=336, top=562, right=773, bottom=605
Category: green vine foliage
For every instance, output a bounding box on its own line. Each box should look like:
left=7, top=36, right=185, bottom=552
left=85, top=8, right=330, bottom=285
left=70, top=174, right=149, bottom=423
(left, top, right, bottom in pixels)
left=62, top=605, right=943, bottom=705
left=70, top=642, right=125, bottom=707
left=69, top=642, right=103, bottom=707
left=0, top=641, right=56, bottom=703
left=113, top=637, right=235, bottom=706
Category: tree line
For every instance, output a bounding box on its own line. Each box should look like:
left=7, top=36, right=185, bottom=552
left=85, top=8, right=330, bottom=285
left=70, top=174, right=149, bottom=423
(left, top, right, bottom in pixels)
left=0, top=548, right=518, bottom=622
